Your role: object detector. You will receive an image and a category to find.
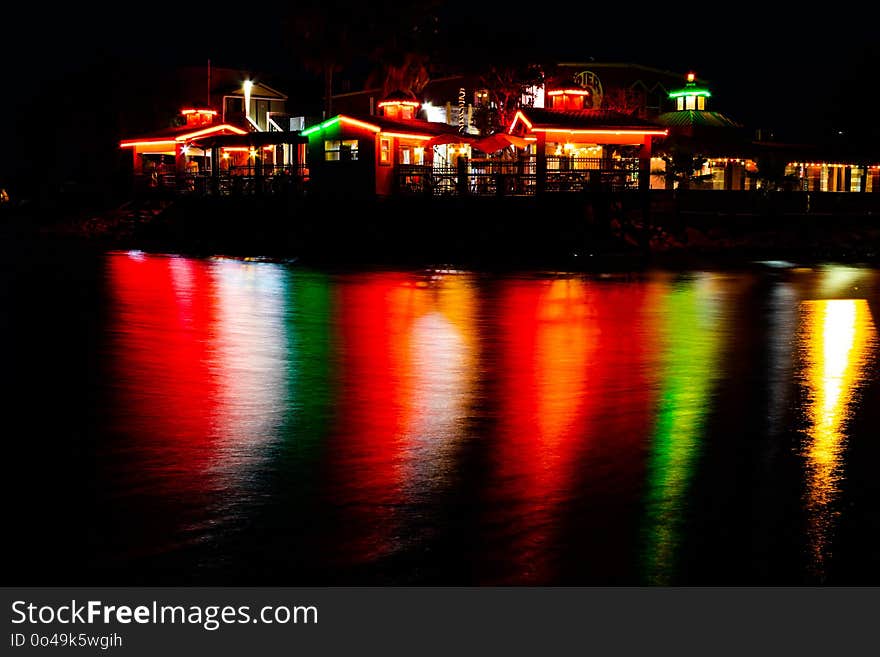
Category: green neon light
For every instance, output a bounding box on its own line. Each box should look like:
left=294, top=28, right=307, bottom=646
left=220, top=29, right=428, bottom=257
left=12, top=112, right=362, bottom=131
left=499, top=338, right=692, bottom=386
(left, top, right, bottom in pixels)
left=668, top=89, right=712, bottom=99
left=301, top=115, right=341, bottom=136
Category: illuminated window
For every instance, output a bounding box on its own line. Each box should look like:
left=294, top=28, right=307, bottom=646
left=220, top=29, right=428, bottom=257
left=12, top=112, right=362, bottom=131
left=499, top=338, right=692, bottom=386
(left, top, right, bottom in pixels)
left=677, top=97, right=684, bottom=111
left=400, top=148, right=411, bottom=165
left=685, top=95, right=696, bottom=110
left=379, top=137, right=391, bottom=165
left=697, top=96, right=706, bottom=110
left=324, top=139, right=359, bottom=161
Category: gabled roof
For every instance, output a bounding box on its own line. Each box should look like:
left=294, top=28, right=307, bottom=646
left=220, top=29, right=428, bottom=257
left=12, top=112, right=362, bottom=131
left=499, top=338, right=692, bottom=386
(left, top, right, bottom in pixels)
left=302, top=113, right=466, bottom=137
left=198, top=131, right=308, bottom=147
left=552, top=62, right=693, bottom=90
left=119, top=122, right=249, bottom=147
left=510, top=108, right=666, bottom=133
left=380, top=90, right=419, bottom=103
left=361, top=114, right=463, bottom=136
left=217, top=80, right=287, bottom=100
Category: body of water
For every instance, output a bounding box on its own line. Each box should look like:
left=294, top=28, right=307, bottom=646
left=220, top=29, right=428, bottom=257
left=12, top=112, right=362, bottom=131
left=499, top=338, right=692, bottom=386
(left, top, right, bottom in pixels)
left=5, top=249, right=880, bottom=584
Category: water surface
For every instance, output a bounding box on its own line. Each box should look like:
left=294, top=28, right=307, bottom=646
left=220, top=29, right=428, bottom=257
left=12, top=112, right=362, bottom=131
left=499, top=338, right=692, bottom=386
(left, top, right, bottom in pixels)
left=6, top=250, right=880, bottom=584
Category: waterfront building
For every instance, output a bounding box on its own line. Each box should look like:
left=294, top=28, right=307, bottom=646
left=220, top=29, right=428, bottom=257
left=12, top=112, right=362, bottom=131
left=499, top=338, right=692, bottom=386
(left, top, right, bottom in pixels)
left=653, top=72, right=880, bottom=192
left=301, top=92, right=476, bottom=197
left=119, top=72, right=306, bottom=195
left=118, top=63, right=879, bottom=199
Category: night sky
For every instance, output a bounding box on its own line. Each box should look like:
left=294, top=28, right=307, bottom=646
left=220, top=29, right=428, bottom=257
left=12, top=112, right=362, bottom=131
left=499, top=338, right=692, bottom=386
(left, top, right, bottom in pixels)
left=3, top=2, right=878, bottom=200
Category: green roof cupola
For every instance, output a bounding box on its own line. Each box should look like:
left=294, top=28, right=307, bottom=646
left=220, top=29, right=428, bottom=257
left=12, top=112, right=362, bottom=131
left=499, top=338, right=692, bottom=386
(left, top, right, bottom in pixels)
left=669, top=72, right=711, bottom=111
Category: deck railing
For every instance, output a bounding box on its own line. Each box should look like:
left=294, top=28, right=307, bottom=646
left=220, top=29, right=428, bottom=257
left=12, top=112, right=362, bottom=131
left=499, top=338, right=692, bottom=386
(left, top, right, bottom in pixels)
left=133, top=165, right=309, bottom=197
left=397, top=160, right=538, bottom=197
left=545, top=156, right=640, bottom=192
left=396, top=157, right=640, bottom=196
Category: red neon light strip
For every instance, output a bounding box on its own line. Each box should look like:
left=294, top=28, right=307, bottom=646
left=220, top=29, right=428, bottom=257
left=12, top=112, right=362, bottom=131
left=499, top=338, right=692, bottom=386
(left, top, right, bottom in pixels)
left=119, top=139, right=178, bottom=148
left=176, top=124, right=248, bottom=140
left=181, top=108, right=218, bottom=115
left=377, top=101, right=421, bottom=108
left=339, top=116, right=381, bottom=133
left=531, top=128, right=668, bottom=136
left=508, top=110, right=533, bottom=134
left=547, top=89, right=590, bottom=96
left=381, top=132, right=431, bottom=140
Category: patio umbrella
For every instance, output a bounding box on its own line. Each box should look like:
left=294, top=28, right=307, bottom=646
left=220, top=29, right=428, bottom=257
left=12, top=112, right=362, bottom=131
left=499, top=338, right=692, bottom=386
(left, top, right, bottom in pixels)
left=426, top=133, right=475, bottom=148
left=473, top=133, right=529, bottom=153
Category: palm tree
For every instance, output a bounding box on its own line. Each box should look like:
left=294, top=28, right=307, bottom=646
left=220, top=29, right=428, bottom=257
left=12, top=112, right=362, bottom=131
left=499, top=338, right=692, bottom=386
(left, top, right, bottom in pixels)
left=749, top=153, right=800, bottom=192
left=286, top=5, right=359, bottom=118
left=656, top=144, right=712, bottom=190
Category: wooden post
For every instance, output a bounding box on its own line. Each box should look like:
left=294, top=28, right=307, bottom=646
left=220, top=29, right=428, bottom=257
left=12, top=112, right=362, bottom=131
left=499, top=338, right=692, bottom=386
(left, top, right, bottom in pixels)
left=210, top=145, right=220, bottom=195
left=175, top=143, right=186, bottom=193
left=638, top=135, right=652, bottom=192
left=536, top=133, right=547, bottom=195
left=254, top=148, right=263, bottom=195
left=456, top=156, right=469, bottom=196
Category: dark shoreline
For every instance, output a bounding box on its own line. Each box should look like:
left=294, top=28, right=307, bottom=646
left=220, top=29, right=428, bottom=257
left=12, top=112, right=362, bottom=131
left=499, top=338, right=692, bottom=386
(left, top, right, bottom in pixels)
left=3, top=192, right=880, bottom=271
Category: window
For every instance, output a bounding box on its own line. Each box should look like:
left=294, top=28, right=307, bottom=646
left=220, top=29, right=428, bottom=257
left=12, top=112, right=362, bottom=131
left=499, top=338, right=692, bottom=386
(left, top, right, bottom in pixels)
left=379, top=137, right=391, bottom=164
left=324, top=139, right=359, bottom=161
left=225, top=97, right=244, bottom=119
left=676, top=97, right=684, bottom=111
left=685, top=95, right=696, bottom=110
left=697, top=96, right=706, bottom=110
left=255, top=100, right=269, bottom=129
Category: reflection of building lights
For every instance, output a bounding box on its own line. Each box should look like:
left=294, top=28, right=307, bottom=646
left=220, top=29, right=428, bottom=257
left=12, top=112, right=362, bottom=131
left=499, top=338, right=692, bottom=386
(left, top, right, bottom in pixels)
left=799, top=298, right=876, bottom=580
left=642, top=275, right=725, bottom=585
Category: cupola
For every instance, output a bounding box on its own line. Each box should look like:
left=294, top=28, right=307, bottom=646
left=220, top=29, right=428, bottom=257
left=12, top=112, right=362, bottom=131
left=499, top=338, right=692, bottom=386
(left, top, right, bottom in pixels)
left=668, top=72, right=711, bottom=111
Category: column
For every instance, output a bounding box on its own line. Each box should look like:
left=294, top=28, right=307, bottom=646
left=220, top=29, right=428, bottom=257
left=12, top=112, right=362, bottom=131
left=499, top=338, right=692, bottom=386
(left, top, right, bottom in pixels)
left=536, top=133, right=547, bottom=195
left=638, top=135, right=652, bottom=192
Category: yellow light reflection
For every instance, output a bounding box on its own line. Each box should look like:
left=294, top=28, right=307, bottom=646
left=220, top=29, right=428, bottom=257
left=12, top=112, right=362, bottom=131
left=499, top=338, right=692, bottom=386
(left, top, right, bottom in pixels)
left=799, top=299, right=876, bottom=579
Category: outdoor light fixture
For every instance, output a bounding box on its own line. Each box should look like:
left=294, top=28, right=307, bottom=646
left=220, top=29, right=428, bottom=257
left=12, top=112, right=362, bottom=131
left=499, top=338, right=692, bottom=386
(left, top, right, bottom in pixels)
left=244, top=80, right=253, bottom=118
